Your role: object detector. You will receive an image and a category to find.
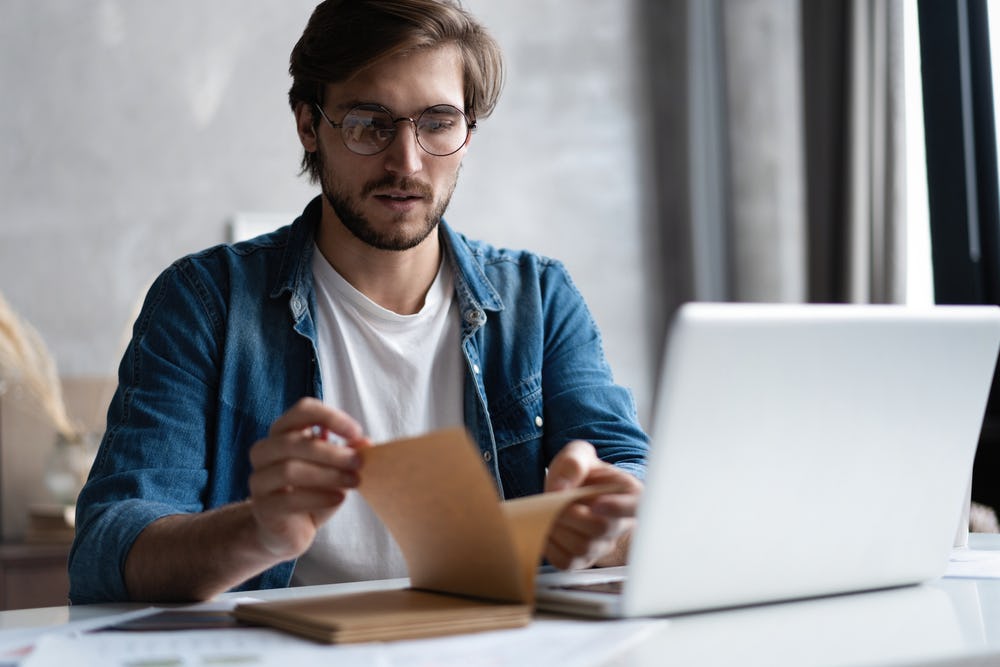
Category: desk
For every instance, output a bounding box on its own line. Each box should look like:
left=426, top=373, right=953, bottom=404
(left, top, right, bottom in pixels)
left=0, top=543, right=69, bottom=611
left=3, top=535, right=1000, bottom=666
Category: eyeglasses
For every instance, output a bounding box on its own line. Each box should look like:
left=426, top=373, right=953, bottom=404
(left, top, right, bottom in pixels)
left=314, top=103, right=475, bottom=157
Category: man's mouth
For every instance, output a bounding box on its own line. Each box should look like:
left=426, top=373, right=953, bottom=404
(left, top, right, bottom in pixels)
left=363, top=178, right=434, bottom=210
left=375, top=192, right=424, bottom=202
left=371, top=189, right=429, bottom=213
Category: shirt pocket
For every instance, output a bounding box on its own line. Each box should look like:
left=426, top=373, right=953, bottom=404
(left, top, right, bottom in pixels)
left=491, top=375, right=545, bottom=497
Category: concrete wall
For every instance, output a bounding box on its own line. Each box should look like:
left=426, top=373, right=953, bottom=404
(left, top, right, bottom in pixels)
left=0, top=0, right=652, bottom=426
left=0, top=1, right=657, bottom=423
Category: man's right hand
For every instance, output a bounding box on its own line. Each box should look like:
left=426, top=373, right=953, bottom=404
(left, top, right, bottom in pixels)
left=123, top=398, right=370, bottom=602
left=247, top=397, right=371, bottom=559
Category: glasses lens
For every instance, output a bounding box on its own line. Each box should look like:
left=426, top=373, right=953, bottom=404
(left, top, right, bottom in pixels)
left=415, top=105, right=469, bottom=156
left=336, top=104, right=470, bottom=156
left=340, top=106, right=396, bottom=155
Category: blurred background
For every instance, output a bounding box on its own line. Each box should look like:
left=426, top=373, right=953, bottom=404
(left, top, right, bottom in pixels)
left=1, top=0, right=999, bottom=546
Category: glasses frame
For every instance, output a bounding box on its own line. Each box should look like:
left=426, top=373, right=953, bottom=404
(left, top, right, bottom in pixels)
left=314, top=102, right=476, bottom=157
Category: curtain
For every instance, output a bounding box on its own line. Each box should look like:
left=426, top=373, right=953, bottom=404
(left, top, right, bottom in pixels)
left=804, top=0, right=906, bottom=304
left=642, top=0, right=907, bottom=324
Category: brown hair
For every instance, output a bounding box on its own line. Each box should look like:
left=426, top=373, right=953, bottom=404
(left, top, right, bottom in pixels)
left=288, top=0, right=505, bottom=181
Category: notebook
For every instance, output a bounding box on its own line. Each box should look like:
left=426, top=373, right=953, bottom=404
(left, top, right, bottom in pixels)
left=535, top=302, right=1000, bottom=618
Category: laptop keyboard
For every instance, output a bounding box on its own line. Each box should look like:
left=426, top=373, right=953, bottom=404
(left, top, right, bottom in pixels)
left=552, top=580, right=624, bottom=595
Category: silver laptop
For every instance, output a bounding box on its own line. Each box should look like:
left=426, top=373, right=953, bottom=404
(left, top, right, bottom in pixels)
left=535, top=302, right=1000, bottom=618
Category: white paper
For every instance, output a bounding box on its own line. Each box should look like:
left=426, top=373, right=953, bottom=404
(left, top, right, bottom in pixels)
left=369, top=618, right=665, bottom=667
left=21, top=628, right=321, bottom=667
left=18, top=617, right=665, bottom=667
left=945, top=548, right=1000, bottom=579
left=0, top=597, right=263, bottom=665
left=0, top=607, right=156, bottom=660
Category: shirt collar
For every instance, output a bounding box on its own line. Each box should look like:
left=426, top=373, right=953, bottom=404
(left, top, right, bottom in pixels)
left=271, top=196, right=505, bottom=321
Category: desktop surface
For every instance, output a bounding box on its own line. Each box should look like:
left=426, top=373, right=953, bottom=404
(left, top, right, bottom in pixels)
left=2, top=535, right=1000, bottom=666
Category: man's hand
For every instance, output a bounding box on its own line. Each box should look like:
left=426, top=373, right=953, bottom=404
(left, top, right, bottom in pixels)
left=124, top=398, right=370, bottom=602
left=248, top=397, right=371, bottom=559
left=544, top=440, right=643, bottom=570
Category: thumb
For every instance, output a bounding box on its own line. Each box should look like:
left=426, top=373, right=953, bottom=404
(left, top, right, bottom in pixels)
left=546, top=440, right=598, bottom=492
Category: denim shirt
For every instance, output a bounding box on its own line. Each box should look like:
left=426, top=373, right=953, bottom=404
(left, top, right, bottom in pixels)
left=69, top=196, right=648, bottom=604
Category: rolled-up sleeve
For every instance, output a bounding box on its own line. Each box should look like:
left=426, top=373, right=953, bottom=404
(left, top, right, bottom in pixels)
left=537, top=261, right=649, bottom=479
left=69, top=261, right=222, bottom=604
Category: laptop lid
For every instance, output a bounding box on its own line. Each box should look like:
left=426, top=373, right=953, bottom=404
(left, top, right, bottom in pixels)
left=537, top=303, right=1000, bottom=618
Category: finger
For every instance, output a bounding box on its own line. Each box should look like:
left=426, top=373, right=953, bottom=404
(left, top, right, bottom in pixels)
left=544, top=538, right=577, bottom=570
left=250, top=428, right=362, bottom=470
left=269, top=397, right=364, bottom=441
left=305, top=425, right=372, bottom=450
left=549, top=522, right=601, bottom=556
left=249, top=458, right=360, bottom=497
left=552, top=501, right=636, bottom=555
left=546, top=526, right=614, bottom=570
left=546, top=525, right=595, bottom=570
left=545, top=440, right=599, bottom=492
left=589, top=492, right=642, bottom=519
left=554, top=502, right=613, bottom=538
left=346, top=436, right=375, bottom=450
left=252, top=487, right=347, bottom=517
left=575, top=464, right=645, bottom=493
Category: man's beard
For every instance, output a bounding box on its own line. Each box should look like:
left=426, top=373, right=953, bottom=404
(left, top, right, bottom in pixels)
left=317, top=149, right=459, bottom=252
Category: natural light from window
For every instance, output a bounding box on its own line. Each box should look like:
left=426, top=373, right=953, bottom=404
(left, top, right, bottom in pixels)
left=903, top=0, right=934, bottom=306
left=990, top=1, right=1000, bottom=238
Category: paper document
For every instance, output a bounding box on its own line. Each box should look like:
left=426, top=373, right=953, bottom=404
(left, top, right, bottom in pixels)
left=945, top=548, right=1000, bottom=578
left=0, top=598, right=261, bottom=666
left=22, top=628, right=313, bottom=667
left=20, top=618, right=665, bottom=667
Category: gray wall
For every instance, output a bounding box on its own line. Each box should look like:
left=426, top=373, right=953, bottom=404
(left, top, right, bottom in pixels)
left=0, top=1, right=657, bottom=423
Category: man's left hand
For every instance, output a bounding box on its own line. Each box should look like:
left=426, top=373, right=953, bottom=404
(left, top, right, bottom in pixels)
left=544, top=440, right=643, bottom=570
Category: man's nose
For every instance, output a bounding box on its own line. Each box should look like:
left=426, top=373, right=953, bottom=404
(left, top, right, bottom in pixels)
left=382, top=120, right=423, bottom=175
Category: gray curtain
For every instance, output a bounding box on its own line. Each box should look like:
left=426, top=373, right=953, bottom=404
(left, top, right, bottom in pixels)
left=804, top=0, right=907, bottom=304
left=641, top=0, right=907, bottom=365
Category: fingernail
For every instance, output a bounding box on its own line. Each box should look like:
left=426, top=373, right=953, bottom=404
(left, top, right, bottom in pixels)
left=308, top=425, right=349, bottom=446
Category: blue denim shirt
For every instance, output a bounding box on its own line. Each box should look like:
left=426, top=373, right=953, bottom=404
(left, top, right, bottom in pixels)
left=69, top=196, right=648, bottom=604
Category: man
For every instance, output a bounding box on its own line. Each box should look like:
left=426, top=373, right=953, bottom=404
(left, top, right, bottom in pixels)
left=69, top=0, right=648, bottom=604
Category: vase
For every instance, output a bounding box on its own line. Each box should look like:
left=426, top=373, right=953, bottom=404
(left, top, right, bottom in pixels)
left=43, top=432, right=99, bottom=506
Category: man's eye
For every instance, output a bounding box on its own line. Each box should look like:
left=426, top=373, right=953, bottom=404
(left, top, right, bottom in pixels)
left=423, top=121, right=452, bottom=133
left=420, top=116, right=458, bottom=133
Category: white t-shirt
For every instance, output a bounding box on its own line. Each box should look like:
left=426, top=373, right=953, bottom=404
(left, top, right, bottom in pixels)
left=290, top=245, right=464, bottom=585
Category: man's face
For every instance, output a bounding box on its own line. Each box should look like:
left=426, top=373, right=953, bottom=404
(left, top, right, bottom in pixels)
left=302, top=45, right=469, bottom=252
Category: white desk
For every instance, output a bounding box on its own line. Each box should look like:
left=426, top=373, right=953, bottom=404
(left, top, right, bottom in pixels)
left=3, top=535, right=1000, bottom=666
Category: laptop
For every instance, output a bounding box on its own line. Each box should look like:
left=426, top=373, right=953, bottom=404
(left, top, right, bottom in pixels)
left=535, top=302, right=1000, bottom=618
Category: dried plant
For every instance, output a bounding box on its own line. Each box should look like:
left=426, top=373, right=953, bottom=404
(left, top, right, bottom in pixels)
left=0, top=290, right=80, bottom=441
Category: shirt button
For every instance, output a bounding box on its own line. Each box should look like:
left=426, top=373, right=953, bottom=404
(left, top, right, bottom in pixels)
left=465, top=310, right=483, bottom=324
left=535, top=416, right=543, bottom=427
left=472, top=364, right=480, bottom=375
left=483, top=450, right=493, bottom=462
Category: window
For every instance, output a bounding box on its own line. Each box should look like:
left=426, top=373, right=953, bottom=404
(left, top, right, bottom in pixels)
left=917, top=0, right=1000, bottom=517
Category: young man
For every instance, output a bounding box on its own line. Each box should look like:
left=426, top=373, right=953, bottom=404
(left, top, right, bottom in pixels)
left=69, top=0, right=648, bottom=604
